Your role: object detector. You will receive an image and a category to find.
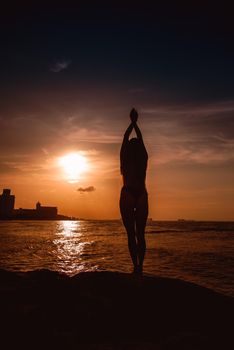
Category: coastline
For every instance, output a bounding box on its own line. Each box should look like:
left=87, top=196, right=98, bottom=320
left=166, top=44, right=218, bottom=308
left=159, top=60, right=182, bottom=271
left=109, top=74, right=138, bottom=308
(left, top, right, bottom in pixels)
left=0, top=215, right=79, bottom=221
left=1, top=269, right=233, bottom=349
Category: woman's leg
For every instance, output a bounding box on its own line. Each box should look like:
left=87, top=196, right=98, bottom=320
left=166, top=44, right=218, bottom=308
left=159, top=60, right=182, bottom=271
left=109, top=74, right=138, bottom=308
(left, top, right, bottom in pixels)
left=120, top=188, right=138, bottom=270
left=135, top=190, right=148, bottom=273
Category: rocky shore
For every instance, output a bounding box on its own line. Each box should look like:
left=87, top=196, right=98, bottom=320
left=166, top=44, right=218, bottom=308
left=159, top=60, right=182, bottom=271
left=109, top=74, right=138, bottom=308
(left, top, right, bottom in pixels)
left=0, top=269, right=233, bottom=349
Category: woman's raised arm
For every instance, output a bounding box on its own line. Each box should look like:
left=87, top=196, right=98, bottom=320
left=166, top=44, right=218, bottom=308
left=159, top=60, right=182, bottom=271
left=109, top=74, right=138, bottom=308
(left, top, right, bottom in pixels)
left=121, top=123, right=134, bottom=152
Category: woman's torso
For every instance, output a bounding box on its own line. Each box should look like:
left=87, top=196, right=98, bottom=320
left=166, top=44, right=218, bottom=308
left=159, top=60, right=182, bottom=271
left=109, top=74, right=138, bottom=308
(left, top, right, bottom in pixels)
left=122, top=153, right=147, bottom=190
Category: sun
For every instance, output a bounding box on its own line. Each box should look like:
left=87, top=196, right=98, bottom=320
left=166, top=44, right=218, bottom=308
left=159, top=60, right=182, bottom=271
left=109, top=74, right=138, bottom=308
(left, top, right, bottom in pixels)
left=58, top=152, right=88, bottom=183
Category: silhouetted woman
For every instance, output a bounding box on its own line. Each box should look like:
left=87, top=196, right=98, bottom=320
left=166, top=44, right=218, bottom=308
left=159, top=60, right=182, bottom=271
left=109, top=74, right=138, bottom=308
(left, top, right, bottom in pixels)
left=120, top=108, right=148, bottom=274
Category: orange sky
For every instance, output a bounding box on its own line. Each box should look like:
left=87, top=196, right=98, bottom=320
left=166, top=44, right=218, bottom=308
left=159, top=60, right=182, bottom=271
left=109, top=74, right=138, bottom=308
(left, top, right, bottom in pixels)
left=1, top=100, right=234, bottom=221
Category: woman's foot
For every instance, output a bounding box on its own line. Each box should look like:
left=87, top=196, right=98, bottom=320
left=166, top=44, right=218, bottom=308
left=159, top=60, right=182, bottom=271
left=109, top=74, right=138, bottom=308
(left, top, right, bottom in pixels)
left=132, top=265, right=143, bottom=275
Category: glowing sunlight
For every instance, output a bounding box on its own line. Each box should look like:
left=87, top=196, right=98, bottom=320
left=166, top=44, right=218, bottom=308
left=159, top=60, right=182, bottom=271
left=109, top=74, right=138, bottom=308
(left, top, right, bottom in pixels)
left=58, top=152, right=88, bottom=183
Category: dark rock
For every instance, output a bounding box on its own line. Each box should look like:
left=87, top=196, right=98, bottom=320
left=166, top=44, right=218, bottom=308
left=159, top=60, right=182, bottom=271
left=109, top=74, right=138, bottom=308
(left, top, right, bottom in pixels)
left=0, top=270, right=233, bottom=350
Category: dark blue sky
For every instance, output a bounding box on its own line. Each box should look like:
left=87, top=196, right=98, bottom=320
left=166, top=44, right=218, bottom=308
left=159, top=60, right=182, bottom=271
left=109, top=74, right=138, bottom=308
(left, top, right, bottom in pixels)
left=1, top=2, right=234, bottom=103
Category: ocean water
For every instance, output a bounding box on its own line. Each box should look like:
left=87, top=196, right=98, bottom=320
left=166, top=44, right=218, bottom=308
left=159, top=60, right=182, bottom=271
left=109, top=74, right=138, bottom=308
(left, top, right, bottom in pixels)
left=0, top=220, right=233, bottom=297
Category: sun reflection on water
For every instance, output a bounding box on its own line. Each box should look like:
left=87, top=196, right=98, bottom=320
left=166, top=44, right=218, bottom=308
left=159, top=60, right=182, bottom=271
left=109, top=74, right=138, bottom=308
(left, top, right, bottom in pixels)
left=53, top=221, right=96, bottom=275
left=58, top=220, right=81, bottom=237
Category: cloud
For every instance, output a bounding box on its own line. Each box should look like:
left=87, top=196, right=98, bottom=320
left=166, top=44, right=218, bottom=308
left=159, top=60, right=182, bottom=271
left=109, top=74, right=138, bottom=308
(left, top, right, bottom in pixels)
left=142, top=100, right=234, bottom=117
left=1, top=92, right=234, bottom=179
left=77, top=186, right=96, bottom=193
left=50, top=60, right=71, bottom=72
left=141, top=100, right=234, bottom=165
left=0, top=161, right=22, bottom=174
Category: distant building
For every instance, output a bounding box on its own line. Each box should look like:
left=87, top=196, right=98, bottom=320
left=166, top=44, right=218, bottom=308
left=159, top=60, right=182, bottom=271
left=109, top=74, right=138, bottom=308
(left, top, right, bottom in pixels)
left=14, top=201, right=58, bottom=219
left=0, top=189, right=15, bottom=219
left=35, top=201, right=57, bottom=218
left=0, top=188, right=72, bottom=220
